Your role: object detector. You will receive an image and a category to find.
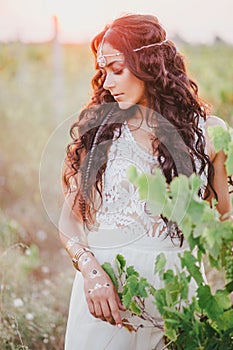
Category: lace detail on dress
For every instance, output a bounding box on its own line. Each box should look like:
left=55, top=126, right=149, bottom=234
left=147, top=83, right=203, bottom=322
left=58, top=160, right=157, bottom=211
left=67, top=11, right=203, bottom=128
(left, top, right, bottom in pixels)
left=96, top=123, right=167, bottom=238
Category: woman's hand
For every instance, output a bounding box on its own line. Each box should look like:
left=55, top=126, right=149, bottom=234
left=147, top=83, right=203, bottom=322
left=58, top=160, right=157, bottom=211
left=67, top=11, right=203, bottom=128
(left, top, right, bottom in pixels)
left=81, top=258, right=125, bottom=327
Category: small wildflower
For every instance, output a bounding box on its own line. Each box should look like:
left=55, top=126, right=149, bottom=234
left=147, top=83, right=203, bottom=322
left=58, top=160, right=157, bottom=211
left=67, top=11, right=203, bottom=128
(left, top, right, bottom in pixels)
left=25, top=248, right=31, bottom=256
left=26, top=313, right=34, bottom=321
left=13, top=298, right=24, bottom=307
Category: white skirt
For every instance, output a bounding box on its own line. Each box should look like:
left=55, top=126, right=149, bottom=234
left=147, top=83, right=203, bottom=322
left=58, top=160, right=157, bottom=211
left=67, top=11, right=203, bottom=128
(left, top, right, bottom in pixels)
left=65, top=229, right=201, bottom=350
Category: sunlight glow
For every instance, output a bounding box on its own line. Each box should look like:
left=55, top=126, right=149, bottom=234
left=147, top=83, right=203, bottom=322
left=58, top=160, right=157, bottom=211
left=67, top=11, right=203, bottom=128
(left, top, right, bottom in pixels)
left=0, top=0, right=232, bottom=43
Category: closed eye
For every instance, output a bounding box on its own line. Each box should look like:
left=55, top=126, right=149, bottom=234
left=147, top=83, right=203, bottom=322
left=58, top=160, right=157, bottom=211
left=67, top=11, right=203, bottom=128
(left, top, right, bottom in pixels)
left=113, top=69, right=123, bottom=75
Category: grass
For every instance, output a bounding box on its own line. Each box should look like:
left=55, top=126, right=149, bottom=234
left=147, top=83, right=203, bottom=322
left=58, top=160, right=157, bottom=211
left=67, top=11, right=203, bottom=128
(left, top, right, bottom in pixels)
left=0, top=40, right=232, bottom=349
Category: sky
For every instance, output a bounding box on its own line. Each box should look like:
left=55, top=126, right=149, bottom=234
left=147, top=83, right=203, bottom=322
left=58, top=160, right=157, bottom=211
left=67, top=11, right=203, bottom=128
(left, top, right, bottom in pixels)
left=0, top=0, right=233, bottom=44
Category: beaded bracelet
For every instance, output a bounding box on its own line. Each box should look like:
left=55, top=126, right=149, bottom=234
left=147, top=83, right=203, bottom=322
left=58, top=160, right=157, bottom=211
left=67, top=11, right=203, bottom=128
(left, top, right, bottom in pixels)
left=72, top=247, right=94, bottom=271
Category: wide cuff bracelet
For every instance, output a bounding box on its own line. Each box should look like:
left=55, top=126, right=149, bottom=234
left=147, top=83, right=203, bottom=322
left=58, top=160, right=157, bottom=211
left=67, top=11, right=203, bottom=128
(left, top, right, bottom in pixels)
left=72, top=247, right=94, bottom=271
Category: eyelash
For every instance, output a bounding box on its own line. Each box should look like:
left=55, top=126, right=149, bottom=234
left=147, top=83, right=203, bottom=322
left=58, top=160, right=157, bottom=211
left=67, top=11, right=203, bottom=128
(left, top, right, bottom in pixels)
left=101, top=68, right=124, bottom=76
left=113, top=69, right=123, bottom=75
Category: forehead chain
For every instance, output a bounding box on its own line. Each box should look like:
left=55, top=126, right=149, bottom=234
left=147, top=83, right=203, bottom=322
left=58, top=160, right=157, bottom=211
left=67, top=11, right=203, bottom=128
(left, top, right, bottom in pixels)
left=97, top=37, right=168, bottom=68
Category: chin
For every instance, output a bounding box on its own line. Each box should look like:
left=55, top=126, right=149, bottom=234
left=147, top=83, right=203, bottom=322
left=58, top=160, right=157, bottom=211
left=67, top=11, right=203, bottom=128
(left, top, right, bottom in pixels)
left=117, top=101, right=134, bottom=110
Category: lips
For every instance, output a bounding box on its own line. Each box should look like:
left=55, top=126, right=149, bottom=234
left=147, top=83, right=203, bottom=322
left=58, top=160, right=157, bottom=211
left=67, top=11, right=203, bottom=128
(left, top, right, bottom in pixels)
left=112, top=93, right=124, bottom=100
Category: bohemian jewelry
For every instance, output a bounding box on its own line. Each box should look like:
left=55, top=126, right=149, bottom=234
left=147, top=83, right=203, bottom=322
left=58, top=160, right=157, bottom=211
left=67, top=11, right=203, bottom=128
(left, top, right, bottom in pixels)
left=72, top=247, right=94, bottom=271
left=97, top=30, right=168, bottom=68
left=88, top=269, right=102, bottom=279
left=79, top=255, right=91, bottom=267
left=66, top=235, right=80, bottom=252
left=88, top=282, right=110, bottom=294
left=133, top=39, right=168, bottom=52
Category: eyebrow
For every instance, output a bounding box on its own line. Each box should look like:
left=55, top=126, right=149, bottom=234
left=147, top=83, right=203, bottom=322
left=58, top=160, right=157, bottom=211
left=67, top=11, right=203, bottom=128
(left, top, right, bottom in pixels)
left=100, top=59, right=124, bottom=69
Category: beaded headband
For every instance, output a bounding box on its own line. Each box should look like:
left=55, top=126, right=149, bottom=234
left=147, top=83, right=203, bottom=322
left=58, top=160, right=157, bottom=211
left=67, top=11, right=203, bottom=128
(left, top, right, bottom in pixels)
left=97, top=36, right=168, bottom=68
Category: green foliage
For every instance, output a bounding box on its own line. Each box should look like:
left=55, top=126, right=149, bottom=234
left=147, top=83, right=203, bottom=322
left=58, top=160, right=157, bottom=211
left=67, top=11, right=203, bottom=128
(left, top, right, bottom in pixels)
left=208, top=124, right=233, bottom=176
left=104, top=126, right=233, bottom=348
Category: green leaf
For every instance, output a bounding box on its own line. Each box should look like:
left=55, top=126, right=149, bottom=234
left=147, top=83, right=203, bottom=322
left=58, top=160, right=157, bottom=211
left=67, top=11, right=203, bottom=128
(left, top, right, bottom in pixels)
left=137, top=173, right=149, bottom=199
left=197, top=285, right=223, bottom=319
left=164, top=318, right=180, bottom=325
left=116, top=254, right=126, bottom=276
left=208, top=125, right=231, bottom=152
left=126, top=265, right=139, bottom=278
left=225, top=143, right=233, bottom=175
left=137, top=277, right=149, bottom=298
left=216, top=310, right=233, bottom=331
left=208, top=253, right=221, bottom=269
left=214, top=289, right=232, bottom=310
left=164, top=321, right=177, bottom=341
left=189, top=173, right=204, bottom=195
left=186, top=199, right=205, bottom=224
left=163, top=271, right=181, bottom=304
left=180, top=251, right=204, bottom=286
left=122, top=290, right=132, bottom=309
left=102, top=262, right=119, bottom=290
left=225, top=280, right=233, bottom=293
left=179, top=271, right=190, bottom=300
left=154, top=289, right=167, bottom=315
left=129, top=300, right=142, bottom=315
left=126, top=275, right=138, bottom=294
left=146, top=169, right=167, bottom=216
left=169, top=175, right=192, bottom=223
left=154, top=253, right=166, bottom=277
left=179, top=215, right=193, bottom=239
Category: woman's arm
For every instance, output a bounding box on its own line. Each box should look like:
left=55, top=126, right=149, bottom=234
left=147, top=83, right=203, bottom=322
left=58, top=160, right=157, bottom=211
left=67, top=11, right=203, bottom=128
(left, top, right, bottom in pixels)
left=58, top=190, right=125, bottom=326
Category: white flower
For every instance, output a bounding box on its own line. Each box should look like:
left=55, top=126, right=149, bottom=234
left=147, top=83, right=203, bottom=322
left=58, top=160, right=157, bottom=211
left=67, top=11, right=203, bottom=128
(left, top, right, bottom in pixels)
left=41, top=266, right=50, bottom=274
left=25, top=248, right=31, bottom=256
left=13, top=298, right=24, bottom=307
left=26, top=313, right=34, bottom=321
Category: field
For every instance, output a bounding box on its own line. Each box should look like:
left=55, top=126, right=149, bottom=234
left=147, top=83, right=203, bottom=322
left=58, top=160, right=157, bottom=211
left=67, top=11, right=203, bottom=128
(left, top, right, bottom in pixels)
left=0, top=40, right=233, bottom=349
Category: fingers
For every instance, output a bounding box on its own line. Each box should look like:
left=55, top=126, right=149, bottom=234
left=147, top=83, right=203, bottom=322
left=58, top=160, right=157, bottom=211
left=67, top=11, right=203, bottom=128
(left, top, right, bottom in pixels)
left=100, top=301, right=115, bottom=324
left=108, top=298, right=122, bottom=327
left=115, top=292, right=126, bottom=311
left=87, top=292, right=122, bottom=326
left=93, top=302, right=103, bottom=319
left=87, top=298, right=95, bottom=316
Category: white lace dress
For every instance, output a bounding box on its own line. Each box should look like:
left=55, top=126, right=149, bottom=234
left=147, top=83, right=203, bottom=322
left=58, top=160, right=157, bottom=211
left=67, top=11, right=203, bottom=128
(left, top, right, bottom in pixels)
left=65, top=122, right=202, bottom=350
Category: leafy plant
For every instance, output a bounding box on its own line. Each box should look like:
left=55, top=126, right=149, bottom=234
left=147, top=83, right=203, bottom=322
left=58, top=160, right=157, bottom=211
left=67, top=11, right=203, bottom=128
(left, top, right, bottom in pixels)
left=102, top=125, right=233, bottom=349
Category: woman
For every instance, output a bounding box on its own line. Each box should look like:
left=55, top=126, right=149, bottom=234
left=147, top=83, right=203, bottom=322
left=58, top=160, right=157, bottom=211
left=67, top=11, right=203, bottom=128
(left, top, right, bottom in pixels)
left=59, top=14, right=232, bottom=350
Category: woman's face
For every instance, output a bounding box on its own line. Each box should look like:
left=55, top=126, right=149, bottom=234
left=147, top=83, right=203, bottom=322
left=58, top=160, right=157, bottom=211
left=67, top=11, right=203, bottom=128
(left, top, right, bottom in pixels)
left=100, top=42, right=147, bottom=110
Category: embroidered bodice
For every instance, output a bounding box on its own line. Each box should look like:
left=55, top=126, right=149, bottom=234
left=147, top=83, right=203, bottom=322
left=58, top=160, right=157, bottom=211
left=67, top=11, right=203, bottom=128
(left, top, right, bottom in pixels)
left=96, top=122, right=167, bottom=238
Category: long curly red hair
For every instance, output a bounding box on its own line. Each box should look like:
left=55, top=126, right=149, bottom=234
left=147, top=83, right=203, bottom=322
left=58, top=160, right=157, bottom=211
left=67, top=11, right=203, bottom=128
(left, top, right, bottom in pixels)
left=63, top=14, right=216, bottom=232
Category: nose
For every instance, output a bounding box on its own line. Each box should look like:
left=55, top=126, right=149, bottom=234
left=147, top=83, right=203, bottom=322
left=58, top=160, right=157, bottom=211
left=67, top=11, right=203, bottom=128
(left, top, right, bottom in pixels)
left=103, top=73, right=115, bottom=91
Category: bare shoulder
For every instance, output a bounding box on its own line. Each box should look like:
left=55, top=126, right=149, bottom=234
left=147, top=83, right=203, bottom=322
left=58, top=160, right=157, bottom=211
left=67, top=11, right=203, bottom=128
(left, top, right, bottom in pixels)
left=205, top=115, right=227, bottom=130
